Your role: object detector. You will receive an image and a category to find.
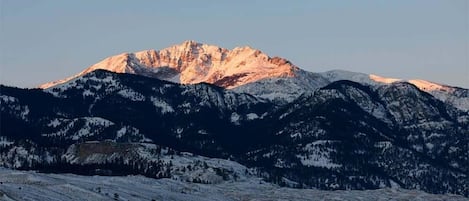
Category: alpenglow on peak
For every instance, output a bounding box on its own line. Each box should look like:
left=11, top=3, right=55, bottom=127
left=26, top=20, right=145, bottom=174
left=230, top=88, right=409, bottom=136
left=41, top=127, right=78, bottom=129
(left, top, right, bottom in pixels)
left=39, top=40, right=299, bottom=89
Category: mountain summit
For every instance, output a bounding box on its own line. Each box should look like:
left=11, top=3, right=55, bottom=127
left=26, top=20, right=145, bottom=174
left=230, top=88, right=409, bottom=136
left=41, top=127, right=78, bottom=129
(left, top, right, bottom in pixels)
left=40, top=40, right=298, bottom=89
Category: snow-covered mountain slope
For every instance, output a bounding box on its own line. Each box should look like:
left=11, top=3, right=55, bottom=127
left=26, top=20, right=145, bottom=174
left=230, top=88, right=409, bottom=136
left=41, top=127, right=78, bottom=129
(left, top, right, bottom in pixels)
left=1, top=168, right=467, bottom=201
left=318, top=70, right=469, bottom=111
left=261, top=80, right=468, bottom=195
left=232, top=69, right=329, bottom=103
left=2, top=70, right=468, bottom=196
left=319, top=70, right=382, bottom=86
left=406, top=80, right=469, bottom=111
left=233, top=69, right=469, bottom=109
left=40, top=40, right=298, bottom=89
left=2, top=70, right=274, bottom=156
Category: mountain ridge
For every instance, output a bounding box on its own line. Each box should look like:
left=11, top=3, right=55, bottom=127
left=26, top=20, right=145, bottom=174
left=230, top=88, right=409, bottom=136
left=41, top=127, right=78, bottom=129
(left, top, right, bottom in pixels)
left=38, top=41, right=469, bottom=111
left=39, top=41, right=466, bottom=90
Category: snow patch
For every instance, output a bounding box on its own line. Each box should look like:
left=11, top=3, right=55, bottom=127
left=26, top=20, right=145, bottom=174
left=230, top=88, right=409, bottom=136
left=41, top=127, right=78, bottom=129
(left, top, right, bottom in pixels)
left=0, top=137, right=14, bottom=147
left=230, top=112, right=240, bottom=125
left=118, top=89, right=145, bottom=101
left=297, top=141, right=342, bottom=168
left=246, top=113, right=259, bottom=120
left=150, top=97, right=175, bottom=114
left=82, top=89, right=94, bottom=97
left=47, top=118, right=62, bottom=127
left=42, top=117, right=115, bottom=141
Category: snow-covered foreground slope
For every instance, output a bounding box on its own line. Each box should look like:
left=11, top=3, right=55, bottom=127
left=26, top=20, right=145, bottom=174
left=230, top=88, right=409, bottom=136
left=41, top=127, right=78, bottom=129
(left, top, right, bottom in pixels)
left=0, top=169, right=467, bottom=201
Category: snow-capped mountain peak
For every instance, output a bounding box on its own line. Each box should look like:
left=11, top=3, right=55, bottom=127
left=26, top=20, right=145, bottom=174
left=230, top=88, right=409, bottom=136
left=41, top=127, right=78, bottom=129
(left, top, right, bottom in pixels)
left=39, top=41, right=298, bottom=89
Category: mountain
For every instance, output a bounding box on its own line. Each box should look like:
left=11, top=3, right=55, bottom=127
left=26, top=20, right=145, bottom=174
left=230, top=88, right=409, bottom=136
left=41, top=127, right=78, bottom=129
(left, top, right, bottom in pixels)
left=2, top=70, right=468, bottom=196
left=2, top=41, right=468, bottom=197
left=39, top=41, right=469, bottom=110
left=39, top=40, right=299, bottom=90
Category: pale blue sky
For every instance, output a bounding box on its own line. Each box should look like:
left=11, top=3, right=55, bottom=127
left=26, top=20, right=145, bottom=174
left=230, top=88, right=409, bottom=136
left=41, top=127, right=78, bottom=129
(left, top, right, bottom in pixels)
left=1, top=0, right=468, bottom=88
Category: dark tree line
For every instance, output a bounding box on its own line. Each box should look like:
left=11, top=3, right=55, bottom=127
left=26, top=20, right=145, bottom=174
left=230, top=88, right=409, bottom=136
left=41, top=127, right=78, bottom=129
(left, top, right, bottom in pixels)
left=30, top=156, right=172, bottom=179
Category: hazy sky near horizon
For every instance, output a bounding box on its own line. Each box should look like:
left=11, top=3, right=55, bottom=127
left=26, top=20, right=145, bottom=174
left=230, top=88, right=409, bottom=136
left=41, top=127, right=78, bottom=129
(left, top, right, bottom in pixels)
left=1, top=0, right=468, bottom=88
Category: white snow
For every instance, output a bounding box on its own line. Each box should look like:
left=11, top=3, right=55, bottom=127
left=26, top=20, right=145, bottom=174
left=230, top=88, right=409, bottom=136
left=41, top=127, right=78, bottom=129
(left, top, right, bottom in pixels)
left=0, top=95, right=16, bottom=103
left=0, top=95, right=29, bottom=121
left=246, top=113, right=259, bottom=120
left=150, top=97, right=175, bottom=114
left=319, top=70, right=378, bottom=86
left=425, top=143, right=434, bottom=150
left=297, top=141, right=342, bottom=169
left=42, top=117, right=115, bottom=141
left=197, top=130, right=208, bottom=135
left=43, top=75, right=122, bottom=98
left=73, top=117, right=114, bottom=140
left=318, top=70, right=468, bottom=111
left=296, top=154, right=341, bottom=169
left=423, top=87, right=469, bottom=111
left=20, top=107, right=29, bottom=120
left=230, top=112, right=240, bottom=125
left=375, top=141, right=393, bottom=153
left=0, top=137, right=14, bottom=147
left=0, top=168, right=466, bottom=201
left=82, top=89, right=94, bottom=97
left=47, top=118, right=62, bottom=127
left=408, top=79, right=449, bottom=92
left=117, top=89, right=145, bottom=101
left=4, top=147, right=37, bottom=168
left=233, top=70, right=329, bottom=103
left=116, top=126, right=134, bottom=139
left=341, top=86, right=391, bottom=123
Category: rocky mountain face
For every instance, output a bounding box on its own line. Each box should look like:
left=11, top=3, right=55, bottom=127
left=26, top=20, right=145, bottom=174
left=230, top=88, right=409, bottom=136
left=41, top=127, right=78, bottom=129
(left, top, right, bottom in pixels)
left=2, top=69, right=468, bottom=196
left=39, top=40, right=298, bottom=90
